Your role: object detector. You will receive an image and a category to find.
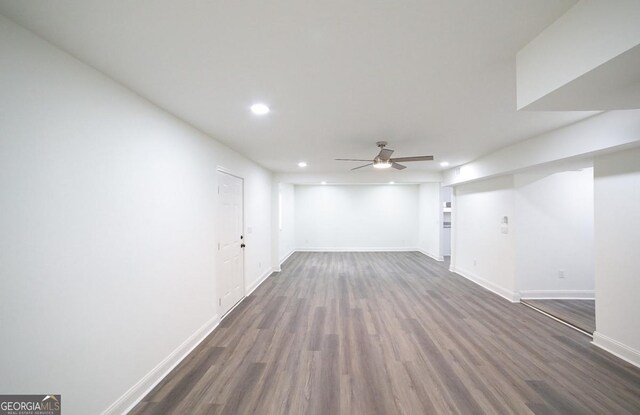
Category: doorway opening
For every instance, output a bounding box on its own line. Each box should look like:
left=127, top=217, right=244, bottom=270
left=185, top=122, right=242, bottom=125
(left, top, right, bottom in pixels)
left=516, top=163, right=595, bottom=336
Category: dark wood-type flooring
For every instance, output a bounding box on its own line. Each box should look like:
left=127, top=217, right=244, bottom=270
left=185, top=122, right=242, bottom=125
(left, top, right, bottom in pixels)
left=522, top=299, right=596, bottom=334
left=131, top=252, right=640, bottom=414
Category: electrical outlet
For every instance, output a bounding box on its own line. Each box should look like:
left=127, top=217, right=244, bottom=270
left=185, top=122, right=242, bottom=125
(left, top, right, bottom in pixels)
left=473, top=259, right=477, bottom=266
left=259, top=262, right=262, bottom=269
left=558, top=270, right=565, bottom=279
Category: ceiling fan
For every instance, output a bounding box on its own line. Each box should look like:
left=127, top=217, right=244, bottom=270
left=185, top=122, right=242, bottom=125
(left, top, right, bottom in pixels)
left=335, top=141, right=434, bottom=170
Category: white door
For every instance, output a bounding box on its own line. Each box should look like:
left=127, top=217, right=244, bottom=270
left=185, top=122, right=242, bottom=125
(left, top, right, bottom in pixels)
left=217, top=170, right=244, bottom=316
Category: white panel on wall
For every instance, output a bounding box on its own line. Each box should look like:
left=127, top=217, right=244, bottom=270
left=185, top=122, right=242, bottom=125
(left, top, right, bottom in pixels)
left=295, top=185, right=419, bottom=250
left=515, top=168, right=594, bottom=298
left=0, top=16, right=273, bottom=415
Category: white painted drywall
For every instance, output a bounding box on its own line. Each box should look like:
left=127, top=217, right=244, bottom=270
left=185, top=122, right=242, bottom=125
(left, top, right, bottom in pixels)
left=278, top=183, right=296, bottom=262
left=515, top=168, right=595, bottom=298
left=417, top=183, right=441, bottom=259
left=295, top=185, right=419, bottom=250
left=0, top=15, right=272, bottom=415
left=593, top=147, right=640, bottom=365
left=517, top=0, right=640, bottom=109
left=442, top=110, right=640, bottom=186
left=452, top=176, right=516, bottom=300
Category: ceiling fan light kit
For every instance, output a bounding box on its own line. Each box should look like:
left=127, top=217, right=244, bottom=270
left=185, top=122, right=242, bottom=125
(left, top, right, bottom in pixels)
left=373, top=160, right=392, bottom=169
left=335, top=141, right=434, bottom=171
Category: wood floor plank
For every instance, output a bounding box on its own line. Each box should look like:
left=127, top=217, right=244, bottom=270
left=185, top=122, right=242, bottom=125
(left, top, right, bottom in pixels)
left=131, top=252, right=640, bottom=414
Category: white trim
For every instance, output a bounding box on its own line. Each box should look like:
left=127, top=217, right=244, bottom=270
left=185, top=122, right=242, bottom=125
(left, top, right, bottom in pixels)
left=295, top=247, right=419, bottom=252
left=519, top=290, right=595, bottom=300
left=417, top=248, right=444, bottom=262
left=220, top=292, right=252, bottom=321
left=102, top=314, right=220, bottom=415
left=246, top=268, right=274, bottom=296
left=452, top=266, right=520, bottom=303
left=592, top=331, right=640, bottom=369
left=215, top=165, right=244, bottom=180
left=278, top=249, right=295, bottom=269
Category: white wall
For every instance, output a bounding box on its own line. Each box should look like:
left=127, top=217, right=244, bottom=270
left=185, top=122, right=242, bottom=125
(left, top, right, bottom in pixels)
left=295, top=185, right=419, bottom=250
left=452, top=176, right=517, bottom=301
left=593, top=147, right=640, bottom=366
left=278, top=183, right=296, bottom=263
left=0, top=15, right=273, bottom=415
left=448, top=145, right=640, bottom=366
left=515, top=168, right=595, bottom=298
left=417, top=183, right=441, bottom=259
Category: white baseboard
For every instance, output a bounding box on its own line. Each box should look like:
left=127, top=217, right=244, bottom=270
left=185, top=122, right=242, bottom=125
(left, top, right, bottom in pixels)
left=592, top=331, right=640, bottom=369
left=417, top=249, right=444, bottom=262
left=295, top=247, right=419, bottom=252
left=520, top=290, right=595, bottom=300
left=246, top=267, right=274, bottom=296
left=102, top=314, right=220, bottom=415
left=277, top=249, right=295, bottom=270
left=452, top=266, right=520, bottom=303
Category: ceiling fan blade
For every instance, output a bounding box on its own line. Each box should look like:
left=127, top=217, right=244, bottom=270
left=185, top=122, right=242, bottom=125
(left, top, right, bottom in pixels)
left=377, top=148, right=394, bottom=161
left=335, top=158, right=373, bottom=161
left=351, top=163, right=373, bottom=171
left=390, top=155, right=434, bottom=162
left=392, top=162, right=407, bottom=170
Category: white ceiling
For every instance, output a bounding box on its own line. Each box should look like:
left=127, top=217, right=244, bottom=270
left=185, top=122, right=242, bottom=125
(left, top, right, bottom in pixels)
left=0, top=0, right=598, bottom=174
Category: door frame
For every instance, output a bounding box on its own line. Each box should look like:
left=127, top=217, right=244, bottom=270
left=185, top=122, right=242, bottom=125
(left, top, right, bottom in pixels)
left=216, top=166, right=246, bottom=316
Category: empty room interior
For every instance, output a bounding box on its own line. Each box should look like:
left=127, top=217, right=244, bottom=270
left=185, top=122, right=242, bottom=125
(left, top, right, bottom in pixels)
left=1, top=1, right=640, bottom=414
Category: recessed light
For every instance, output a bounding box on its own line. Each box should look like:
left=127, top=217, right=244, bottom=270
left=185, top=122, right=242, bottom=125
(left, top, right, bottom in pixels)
left=298, top=161, right=307, bottom=168
left=389, top=181, right=395, bottom=184
left=440, top=161, right=450, bottom=167
left=321, top=181, right=327, bottom=185
left=250, top=103, right=270, bottom=115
